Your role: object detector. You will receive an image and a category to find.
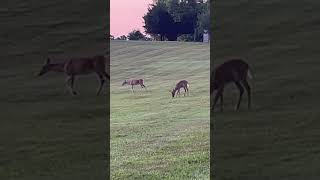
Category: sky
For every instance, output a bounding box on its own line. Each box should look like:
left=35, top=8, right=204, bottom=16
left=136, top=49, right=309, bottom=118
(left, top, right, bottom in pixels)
left=110, top=0, right=154, bottom=37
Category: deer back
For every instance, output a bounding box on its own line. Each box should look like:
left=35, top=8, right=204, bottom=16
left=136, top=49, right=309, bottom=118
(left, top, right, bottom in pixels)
left=213, top=59, right=249, bottom=85
left=138, top=79, right=144, bottom=85
left=132, top=79, right=143, bottom=85
left=64, top=56, right=106, bottom=75
left=123, top=79, right=143, bottom=85
left=175, top=80, right=188, bottom=89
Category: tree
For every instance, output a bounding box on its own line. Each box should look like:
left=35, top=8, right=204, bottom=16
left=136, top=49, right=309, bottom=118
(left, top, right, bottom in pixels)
left=173, top=0, right=210, bottom=41
left=116, top=35, right=127, bottom=40
left=127, top=30, right=146, bottom=40
left=195, top=1, right=210, bottom=41
left=178, top=0, right=199, bottom=40
left=144, top=0, right=210, bottom=41
left=143, top=3, right=177, bottom=41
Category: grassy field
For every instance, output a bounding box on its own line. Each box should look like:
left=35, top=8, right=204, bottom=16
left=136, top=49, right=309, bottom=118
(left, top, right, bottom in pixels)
left=110, top=40, right=210, bottom=179
left=213, top=1, right=320, bottom=179
left=1, top=0, right=108, bottom=179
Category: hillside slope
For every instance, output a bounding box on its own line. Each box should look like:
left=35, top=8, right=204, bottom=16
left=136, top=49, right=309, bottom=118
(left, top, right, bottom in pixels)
left=213, top=1, right=320, bottom=179
left=0, top=0, right=108, bottom=179
left=111, top=40, right=210, bottom=179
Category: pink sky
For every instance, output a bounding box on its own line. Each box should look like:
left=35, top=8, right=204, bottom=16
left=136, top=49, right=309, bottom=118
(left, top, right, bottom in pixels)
left=111, top=0, right=154, bottom=37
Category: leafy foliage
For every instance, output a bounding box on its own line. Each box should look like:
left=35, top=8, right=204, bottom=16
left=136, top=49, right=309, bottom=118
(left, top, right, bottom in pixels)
left=116, top=35, right=127, bottom=40
left=127, top=30, right=146, bottom=40
left=143, top=0, right=210, bottom=41
left=143, top=3, right=177, bottom=41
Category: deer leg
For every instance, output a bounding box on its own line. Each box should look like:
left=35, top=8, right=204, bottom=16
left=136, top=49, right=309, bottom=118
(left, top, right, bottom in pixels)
left=220, top=91, right=224, bottom=112
left=234, top=81, right=244, bottom=111
left=131, top=85, right=134, bottom=93
left=242, top=79, right=251, bottom=109
left=141, top=84, right=147, bottom=91
left=102, top=71, right=110, bottom=80
left=186, top=86, right=189, bottom=96
left=96, top=73, right=105, bottom=95
left=140, top=84, right=147, bottom=91
left=212, top=88, right=223, bottom=111
left=71, top=75, right=77, bottom=95
left=66, top=75, right=77, bottom=95
left=66, top=76, right=72, bottom=94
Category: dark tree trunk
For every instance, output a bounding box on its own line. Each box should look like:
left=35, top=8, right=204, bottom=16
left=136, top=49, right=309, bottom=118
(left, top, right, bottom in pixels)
left=166, top=33, right=178, bottom=41
left=160, top=34, right=164, bottom=41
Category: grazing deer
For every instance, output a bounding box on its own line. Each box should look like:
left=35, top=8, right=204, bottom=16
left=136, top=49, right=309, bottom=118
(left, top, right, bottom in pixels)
left=171, top=80, right=189, bottom=98
left=211, top=59, right=252, bottom=111
left=38, top=55, right=110, bottom=95
left=122, top=79, right=146, bottom=93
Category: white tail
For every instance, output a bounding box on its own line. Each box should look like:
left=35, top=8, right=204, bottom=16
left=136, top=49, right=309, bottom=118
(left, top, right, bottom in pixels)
left=247, top=69, right=253, bottom=79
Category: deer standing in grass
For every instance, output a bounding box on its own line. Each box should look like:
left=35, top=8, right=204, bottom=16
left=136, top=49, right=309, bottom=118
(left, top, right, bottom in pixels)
left=122, top=79, right=147, bottom=93
left=211, top=59, right=252, bottom=111
left=171, top=80, right=189, bottom=98
left=38, top=55, right=110, bottom=95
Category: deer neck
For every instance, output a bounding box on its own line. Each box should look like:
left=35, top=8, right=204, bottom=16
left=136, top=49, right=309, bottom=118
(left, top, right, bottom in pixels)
left=50, top=63, right=65, bottom=72
left=172, top=88, right=178, bottom=95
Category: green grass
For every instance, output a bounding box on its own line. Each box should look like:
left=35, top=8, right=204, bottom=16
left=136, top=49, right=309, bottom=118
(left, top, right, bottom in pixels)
left=0, top=0, right=108, bottom=179
left=213, top=1, right=320, bottom=179
left=110, top=40, right=210, bottom=179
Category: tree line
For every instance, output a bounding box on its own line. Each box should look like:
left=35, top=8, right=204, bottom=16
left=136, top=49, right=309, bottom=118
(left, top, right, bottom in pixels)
left=111, top=0, right=210, bottom=42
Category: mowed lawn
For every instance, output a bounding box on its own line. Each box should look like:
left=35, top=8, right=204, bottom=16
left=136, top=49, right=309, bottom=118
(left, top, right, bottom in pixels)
left=1, top=0, right=108, bottom=179
left=213, top=0, right=320, bottom=179
left=110, top=40, right=210, bottom=179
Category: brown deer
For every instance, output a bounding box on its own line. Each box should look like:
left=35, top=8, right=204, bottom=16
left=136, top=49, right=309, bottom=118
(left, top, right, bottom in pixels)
left=122, top=79, right=147, bottom=93
left=171, top=80, right=189, bottom=98
left=38, top=55, right=110, bottom=95
left=211, top=59, right=252, bottom=111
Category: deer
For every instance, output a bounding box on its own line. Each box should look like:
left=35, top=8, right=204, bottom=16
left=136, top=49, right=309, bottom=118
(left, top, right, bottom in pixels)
left=122, top=79, right=147, bottom=93
left=38, top=55, right=110, bottom=95
left=170, top=80, right=189, bottom=98
left=211, top=59, right=252, bottom=111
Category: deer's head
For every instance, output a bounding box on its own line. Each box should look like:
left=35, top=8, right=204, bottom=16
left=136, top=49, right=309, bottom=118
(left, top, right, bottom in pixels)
left=122, top=80, right=128, bottom=86
left=170, top=89, right=176, bottom=98
left=38, top=58, right=52, bottom=76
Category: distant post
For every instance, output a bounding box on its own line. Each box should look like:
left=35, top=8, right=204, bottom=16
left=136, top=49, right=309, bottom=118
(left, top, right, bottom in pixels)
left=203, top=30, right=209, bottom=43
